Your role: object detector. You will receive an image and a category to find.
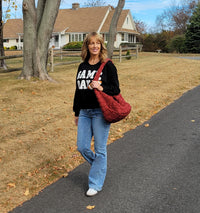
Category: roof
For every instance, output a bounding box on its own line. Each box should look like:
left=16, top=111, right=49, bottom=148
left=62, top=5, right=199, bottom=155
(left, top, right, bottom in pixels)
left=3, top=6, right=139, bottom=38
left=54, top=6, right=138, bottom=35
left=101, top=9, right=128, bottom=32
left=101, top=9, right=139, bottom=35
left=3, top=19, right=23, bottom=39
left=54, top=6, right=110, bottom=33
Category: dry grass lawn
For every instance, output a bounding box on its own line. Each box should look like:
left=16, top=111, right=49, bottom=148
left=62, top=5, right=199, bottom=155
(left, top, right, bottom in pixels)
left=0, top=52, right=200, bottom=212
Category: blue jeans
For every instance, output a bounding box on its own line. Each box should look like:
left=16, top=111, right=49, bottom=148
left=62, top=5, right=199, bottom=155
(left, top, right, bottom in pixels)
left=77, top=108, right=111, bottom=191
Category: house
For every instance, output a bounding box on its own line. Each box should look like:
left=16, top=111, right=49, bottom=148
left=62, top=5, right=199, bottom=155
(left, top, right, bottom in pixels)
left=3, top=19, right=23, bottom=49
left=51, top=3, right=139, bottom=49
left=3, top=3, right=139, bottom=50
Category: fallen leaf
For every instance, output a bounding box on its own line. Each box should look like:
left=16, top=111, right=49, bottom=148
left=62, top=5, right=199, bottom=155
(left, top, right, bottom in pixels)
left=53, top=166, right=62, bottom=170
left=68, top=164, right=73, bottom=169
left=191, top=120, right=195, bottom=122
left=24, top=188, right=30, bottom=196
left=28, top=172, right=32, bottom=177
left=62, top=173, right=68, bottom=178
left=86, top=205, right=95, bottom=210
left=7, top=183, right=16, bottom=188
left=144, top=123, right=149, bottom=127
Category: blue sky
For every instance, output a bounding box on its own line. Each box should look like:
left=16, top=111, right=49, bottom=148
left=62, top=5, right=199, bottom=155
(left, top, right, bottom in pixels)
left=3, top=0, right=182, bottom=30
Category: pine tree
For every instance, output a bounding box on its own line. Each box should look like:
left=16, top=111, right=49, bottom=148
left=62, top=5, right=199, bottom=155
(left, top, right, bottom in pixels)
left=185, top=3, right=200, bottom=53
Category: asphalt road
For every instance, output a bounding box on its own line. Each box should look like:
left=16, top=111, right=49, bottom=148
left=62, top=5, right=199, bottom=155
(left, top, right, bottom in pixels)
left=11, top=85, right=200, bottom=213
left=179, top=56, right=200, bottom=60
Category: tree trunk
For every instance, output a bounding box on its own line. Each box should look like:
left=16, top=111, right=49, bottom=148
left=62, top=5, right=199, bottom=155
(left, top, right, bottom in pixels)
left=19, top=0, right=61, bottom=80
left=19, top=0, right=37, bottom=79
left=0, top=0, right=7, bottom=69
left=107, top=0, right=125, bottom=59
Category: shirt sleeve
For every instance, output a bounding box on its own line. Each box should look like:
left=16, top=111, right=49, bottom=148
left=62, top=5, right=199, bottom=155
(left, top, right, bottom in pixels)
left=73, top=88, right=80, bottom=116
left=101, top=61, right=120, bottom=96
left=73, top=65, right=81, bottom=116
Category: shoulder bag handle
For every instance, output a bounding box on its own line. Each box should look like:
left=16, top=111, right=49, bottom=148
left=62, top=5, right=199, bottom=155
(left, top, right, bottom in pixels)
left=93, top=58, right=111, bottom=81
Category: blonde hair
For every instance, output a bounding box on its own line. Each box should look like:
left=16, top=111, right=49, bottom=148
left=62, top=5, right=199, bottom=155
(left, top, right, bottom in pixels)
left=81, top=32, right=108, bottom=63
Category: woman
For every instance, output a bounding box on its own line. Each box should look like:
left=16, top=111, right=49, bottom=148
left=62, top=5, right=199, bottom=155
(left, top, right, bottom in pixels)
left=73, top=32, right=120, bottom=196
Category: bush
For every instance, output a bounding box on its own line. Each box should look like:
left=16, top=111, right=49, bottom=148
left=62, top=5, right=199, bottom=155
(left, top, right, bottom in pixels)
left=10, top=46, right=17, bottom=50
left=62, top=41, right=83, bottom=50
left=126, top=50, right=131, bottom=60
left=167, top=35, right=186, bottom=53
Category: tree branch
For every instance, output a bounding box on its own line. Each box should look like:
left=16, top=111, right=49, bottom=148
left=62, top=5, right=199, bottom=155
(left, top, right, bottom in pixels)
left=107, top=0, right=125, bottom=58
left=36, top=0, right=46, bottom=31
left=37, top=0, right=61, bottom=54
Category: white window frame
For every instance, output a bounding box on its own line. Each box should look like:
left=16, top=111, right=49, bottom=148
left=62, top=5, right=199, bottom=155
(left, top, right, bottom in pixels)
left=70, top=33, right=84, bottom=42
left=121, top=33, right=128, bottom=42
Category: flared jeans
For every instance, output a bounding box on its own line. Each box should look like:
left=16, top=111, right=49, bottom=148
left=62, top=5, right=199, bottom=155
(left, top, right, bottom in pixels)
left=77, top=108, right=111, bottom=191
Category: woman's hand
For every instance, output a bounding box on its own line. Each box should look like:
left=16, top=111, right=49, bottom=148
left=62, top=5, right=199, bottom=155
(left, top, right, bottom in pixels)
left=90, top=81, right=103, bottom=91
left=75, top=116, right=79, bottom=126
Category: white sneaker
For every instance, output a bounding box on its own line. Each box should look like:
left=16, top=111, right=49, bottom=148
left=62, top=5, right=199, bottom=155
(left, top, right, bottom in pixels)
left=86, top=188, right=98, bottom=197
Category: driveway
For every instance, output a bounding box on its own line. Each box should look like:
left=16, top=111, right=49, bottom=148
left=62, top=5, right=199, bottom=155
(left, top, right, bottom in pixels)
left=179, top=56, right=200, bottom=60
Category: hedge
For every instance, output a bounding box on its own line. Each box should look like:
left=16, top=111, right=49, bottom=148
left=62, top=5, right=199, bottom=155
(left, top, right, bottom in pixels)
left=62, top=41, right=83, bottom=50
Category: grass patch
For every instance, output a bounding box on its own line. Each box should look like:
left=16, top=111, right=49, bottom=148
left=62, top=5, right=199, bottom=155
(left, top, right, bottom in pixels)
left=0, top=52, right=200, bottom=212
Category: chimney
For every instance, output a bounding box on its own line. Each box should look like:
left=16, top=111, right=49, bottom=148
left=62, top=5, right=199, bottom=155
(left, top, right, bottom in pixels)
left=72, top=3, right=80, bottom=10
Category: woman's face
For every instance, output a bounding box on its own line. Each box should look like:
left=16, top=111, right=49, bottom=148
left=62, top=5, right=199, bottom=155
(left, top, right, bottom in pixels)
left=88, top=36, right=101, bottom=57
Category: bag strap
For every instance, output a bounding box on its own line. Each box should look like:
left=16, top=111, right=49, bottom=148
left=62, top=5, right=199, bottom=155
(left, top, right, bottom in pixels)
left=93, top=58, right=111, bottom=81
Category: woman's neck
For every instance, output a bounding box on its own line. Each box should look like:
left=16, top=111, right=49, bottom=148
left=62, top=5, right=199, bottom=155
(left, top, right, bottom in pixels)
left=88, top=56, right=100, bottom=65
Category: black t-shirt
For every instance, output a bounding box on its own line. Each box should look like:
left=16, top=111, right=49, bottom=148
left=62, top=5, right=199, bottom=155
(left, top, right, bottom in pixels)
left=73, top=60, right=120, bottom=116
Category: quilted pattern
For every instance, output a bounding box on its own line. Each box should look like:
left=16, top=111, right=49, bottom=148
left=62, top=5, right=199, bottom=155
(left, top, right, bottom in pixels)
left=94, top=58, right=131, bottom=123
left=94, top=89, right=131, bottom=123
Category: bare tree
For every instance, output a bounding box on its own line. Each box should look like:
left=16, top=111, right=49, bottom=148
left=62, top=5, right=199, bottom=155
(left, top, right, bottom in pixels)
left=19, top=0, right=61, bottom=80
left=134, top=18, right=148, bottom=44
left=84, top=0, right=106, bottom=7
left=156, top=0, right=198, bottom=34
left=134, top=19, right=147, bottom=34
left=107, top=0, right=125, bottom=58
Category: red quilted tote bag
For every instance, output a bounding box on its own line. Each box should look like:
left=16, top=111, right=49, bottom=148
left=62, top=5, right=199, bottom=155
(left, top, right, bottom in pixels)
left=93, top=59, right=131, bottom=123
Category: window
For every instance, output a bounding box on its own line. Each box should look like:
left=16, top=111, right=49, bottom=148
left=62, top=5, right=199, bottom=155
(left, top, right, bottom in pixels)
left=3, top=39, right=9, bottom=43
left=129, top=34, right=135, bottom=42
left=55, top=35, right=59, bottom=42
left=104, top=33, right=109, bottom=41
left=127, top=17, right=129, bottom=24
left=125, top=33, right=128, bottom=41
left=70, top=33, right=84, bottom=42
left=71, top=34, right=74, bottom=42
left=16, top=39, right=19, bottom=43
left=75, top=34, right=78, bottom=41
left=121, top=33, right=124, bottom=41
left=121, top=33, right=128, bottom=42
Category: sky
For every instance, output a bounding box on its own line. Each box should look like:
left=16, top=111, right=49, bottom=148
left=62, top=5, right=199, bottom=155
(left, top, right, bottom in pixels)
left=3, top=0, right=182, bottom=30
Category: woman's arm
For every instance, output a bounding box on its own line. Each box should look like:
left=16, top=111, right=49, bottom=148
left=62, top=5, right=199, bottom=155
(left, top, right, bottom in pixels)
left=101, top=61, right=120, bottom=96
